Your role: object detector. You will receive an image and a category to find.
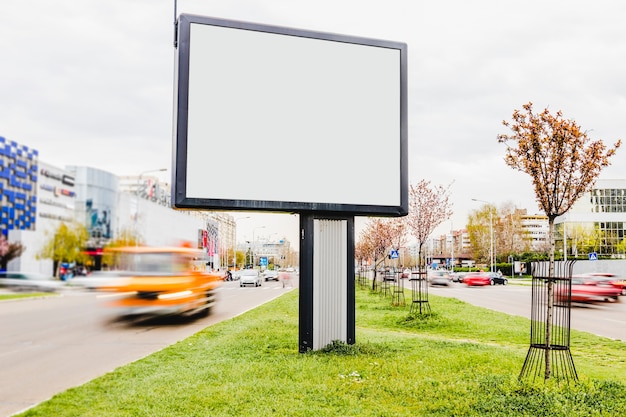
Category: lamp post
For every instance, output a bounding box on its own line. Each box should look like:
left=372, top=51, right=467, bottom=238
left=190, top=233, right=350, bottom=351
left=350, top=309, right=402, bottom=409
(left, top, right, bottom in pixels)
left=450, top=222, right=454, bottom=273
left=472, top=198, right=495, bottom=272
left=234, top=216, right=251, bottom=269
left=252, top=226, right=266, bottom=268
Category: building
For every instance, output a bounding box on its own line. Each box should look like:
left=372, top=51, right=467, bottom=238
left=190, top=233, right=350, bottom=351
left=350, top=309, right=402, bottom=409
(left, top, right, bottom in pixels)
left=520, top=212, right=549, bottom=250
left=555, top=179, right=626, bottom=257
left=1, top=136, right=241, bottom=275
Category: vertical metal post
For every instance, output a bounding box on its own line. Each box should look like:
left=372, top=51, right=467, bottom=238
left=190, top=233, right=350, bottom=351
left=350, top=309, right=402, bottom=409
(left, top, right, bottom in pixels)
left=299, top=214, right=355, bottom=353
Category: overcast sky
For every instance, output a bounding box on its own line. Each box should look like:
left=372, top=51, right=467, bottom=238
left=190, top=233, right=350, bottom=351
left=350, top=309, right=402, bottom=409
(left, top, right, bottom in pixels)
left=2, top=0, right=625, bottom=245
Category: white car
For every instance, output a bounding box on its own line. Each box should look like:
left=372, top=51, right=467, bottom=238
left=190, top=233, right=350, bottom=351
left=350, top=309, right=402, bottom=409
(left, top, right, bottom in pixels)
left=0, top=271, right=63, bottom=292
left=263, top=270, right=279, bottom=281
left=239, top=269, right=262, bottom=287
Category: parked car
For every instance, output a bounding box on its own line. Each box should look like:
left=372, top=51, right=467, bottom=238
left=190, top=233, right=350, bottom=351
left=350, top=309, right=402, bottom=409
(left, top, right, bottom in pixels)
left=401, top=268, right=411, bottom=278
left=463, top=272, right=491, bottom=287
left=240, top=269, right=262, bottom=287
left=488, top=272, right=508, bottom=285
left=0, top=271, right=62, bottom=292
left=263, top=269, right=279, bottom=281
left=562, top=275, right=622, bottom=303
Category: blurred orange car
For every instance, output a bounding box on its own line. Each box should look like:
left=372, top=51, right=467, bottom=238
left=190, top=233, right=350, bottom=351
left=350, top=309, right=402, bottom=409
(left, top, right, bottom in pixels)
left=97, top=246, right=222, bottom=318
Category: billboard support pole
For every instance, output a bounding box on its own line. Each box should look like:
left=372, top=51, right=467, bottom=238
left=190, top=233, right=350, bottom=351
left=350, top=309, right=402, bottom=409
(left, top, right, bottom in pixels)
left=299, top=213, right=355, bottom=352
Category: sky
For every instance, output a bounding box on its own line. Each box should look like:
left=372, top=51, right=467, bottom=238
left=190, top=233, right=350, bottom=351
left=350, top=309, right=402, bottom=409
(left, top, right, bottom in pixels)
left=2, top=0, right=626, bottom=246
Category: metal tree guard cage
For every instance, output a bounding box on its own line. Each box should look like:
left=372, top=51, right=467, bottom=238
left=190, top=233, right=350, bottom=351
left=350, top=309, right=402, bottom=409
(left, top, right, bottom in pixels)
left=392, top=270, right=405, bottom=307
left=380, top=269, right=395, bottom=298
left=409, top=267, right=430, bottom=314
left=519, top=260, right=578, bottom=382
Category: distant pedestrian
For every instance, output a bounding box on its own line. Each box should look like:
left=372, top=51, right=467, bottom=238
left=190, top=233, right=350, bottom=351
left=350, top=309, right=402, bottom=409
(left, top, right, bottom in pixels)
left=280, top=270, right=292, bottom=288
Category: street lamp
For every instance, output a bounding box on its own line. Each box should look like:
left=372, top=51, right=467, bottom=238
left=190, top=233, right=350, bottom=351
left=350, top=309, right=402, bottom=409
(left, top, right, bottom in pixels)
left=472, top=198, right=495, bottom=272
left=234, top=216, right=251, bottom=269
left=252, top=226, right=266, bottom=268
left=137, top=168, right=167, bottom=198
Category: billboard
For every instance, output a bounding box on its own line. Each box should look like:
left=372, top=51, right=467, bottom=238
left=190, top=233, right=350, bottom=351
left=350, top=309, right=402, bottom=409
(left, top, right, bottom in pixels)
left=173, top=14, right=408, bottom=216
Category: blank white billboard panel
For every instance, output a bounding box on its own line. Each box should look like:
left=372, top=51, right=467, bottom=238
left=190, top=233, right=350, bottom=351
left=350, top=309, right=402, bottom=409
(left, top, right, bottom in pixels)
left=173, top=14, right=407, bottom=215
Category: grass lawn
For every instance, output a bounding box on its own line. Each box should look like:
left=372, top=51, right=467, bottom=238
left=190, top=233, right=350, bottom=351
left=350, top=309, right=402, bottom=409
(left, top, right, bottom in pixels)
left=0, top=292, right=57, bottom=301
left=16, top=286, right=626, bottom=416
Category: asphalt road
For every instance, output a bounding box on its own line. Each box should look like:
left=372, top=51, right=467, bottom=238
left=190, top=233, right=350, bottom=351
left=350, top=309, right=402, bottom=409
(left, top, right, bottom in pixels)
left=428, top=282, right=626, bottom=341
left=0, top=278, right=296, bottom=417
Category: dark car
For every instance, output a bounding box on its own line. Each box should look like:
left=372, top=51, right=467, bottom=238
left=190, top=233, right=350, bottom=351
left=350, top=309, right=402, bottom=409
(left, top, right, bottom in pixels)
left=488, top=272, right=508, bottom=285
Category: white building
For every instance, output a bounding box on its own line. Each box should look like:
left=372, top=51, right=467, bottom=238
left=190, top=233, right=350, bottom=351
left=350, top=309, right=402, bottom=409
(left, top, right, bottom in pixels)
left=520, top=213, right=549, bottom=250
left=555, top=179, right=626, bottom=257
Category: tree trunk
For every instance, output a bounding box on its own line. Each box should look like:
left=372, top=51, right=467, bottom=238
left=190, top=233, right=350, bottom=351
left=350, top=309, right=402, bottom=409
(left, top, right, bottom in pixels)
left=545, top=218, right=556, bottom=379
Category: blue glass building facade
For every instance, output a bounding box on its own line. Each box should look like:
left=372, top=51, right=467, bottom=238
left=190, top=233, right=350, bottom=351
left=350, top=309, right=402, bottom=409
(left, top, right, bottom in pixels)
left=0, top=136, right=38, bottom=237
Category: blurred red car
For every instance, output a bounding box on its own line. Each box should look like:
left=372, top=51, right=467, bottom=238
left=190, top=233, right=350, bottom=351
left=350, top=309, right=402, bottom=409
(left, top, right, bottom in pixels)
left=560, top=275, right=622, bottom=303
left=580, top=273, right=626, bottom=296
left=463, top=272, right=491, bottom=287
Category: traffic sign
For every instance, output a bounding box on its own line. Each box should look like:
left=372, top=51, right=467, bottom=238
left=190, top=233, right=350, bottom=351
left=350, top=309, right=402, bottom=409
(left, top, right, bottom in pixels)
left=390, top=250, right=399, bottom=259
left=589, top=252, right=598, bottom=261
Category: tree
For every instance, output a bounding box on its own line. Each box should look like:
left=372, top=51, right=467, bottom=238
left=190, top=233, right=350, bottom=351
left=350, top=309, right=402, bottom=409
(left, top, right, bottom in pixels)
left=0, top=235, right=25, bottom=271
left=496, top=204, right=532, bottom=259
left=498, top=101, right=621, bottom=379
left=467, top=205, right=493, bottom=266
left=104, top=227, right=140, bottom=249
left=405, top=180, right=453, bottom=267
left=37, top=222, right=90, bottom=278
left=102, top=227, right=140, bottom=267
left=468, top=203, right=531, bottom=265
left=358, top=218, right=397, bottom=290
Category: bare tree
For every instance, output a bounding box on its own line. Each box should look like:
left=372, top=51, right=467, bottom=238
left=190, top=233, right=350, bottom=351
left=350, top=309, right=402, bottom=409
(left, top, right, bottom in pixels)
left=498, top=101, right=621, bottom=379
left=358, top=218, right=397, bottom=290
left=0, top=236, right=25, bottom=271
left=405, top=180, right=453, bottom=267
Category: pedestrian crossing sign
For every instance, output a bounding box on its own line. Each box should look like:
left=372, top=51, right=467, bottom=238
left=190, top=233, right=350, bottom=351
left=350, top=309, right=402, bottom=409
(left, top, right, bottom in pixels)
left=589, top=252, right=598, bottom=261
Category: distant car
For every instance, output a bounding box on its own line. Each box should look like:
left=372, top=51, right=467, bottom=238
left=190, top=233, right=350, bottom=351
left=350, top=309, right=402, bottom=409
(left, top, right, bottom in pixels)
left=71, top=270, right=127, bottom=290
left=487, top=272, right=508, bottom=285
left=451, top=272, right=466, bottom=283
left=428, top=270, right=452, bottom=286
left=240, top=269, right=262, bottom=287
left=463, top=272, right=491, bottom=287
left=401, top=268, right=411, bottom=278
left=0, top=271, right=62, bottom=292
left=263, top=269, right=279, bottom=281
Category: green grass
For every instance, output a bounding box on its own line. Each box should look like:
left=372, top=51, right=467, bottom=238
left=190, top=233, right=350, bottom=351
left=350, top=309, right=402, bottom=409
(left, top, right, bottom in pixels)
left=16, top=287, right=626, bottom=416
left=0, top=292, right=56, bottom=301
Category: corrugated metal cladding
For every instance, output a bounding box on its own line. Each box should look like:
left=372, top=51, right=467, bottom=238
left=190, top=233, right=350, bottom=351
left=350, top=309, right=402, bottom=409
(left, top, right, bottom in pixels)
left=313, top=218, right=348, bottom=350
